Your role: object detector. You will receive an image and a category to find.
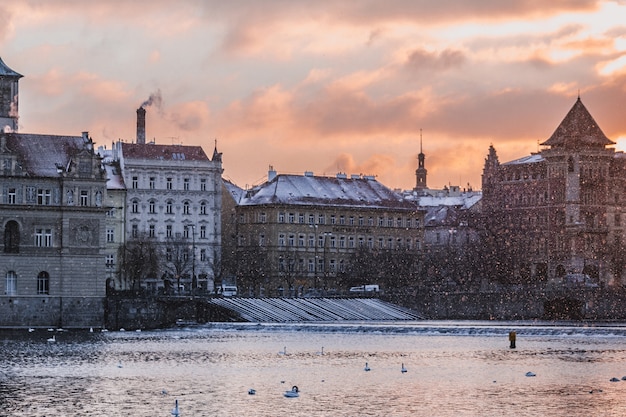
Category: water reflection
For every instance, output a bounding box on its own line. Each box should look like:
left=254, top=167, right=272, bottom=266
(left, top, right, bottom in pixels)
left=1, top=323, right=626, bottom=416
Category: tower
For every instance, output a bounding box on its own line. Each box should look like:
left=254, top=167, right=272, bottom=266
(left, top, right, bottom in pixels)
left=414, top=129, right=427, bottom=191
left=0, top=57, right=22, bottom=132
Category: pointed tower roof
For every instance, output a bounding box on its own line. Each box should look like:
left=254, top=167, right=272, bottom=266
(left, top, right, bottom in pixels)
left=540, top=97, right=613, bottom=148
left=0, top=57, right=22, bottom=78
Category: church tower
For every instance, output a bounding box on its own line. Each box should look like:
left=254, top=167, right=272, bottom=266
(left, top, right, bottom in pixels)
left=414, top=129, right=427, bottom=191
left=0, top=57, right=22, bottom=132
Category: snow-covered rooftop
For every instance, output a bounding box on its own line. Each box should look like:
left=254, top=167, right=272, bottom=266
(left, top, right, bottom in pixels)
left=227, top=174, right=417, bottom=211
left=104, top=164, right=125, bottom=190
left=503, top=154, right=544, bottom=165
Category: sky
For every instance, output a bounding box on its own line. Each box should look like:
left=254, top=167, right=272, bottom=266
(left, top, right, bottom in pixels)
left=2, top=0, right=626, bottom=191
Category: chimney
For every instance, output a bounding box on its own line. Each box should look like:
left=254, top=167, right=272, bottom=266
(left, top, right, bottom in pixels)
left=136, top=107, right=146, bottom=144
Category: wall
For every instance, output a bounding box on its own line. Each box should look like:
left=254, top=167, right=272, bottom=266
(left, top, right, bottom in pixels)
left=0, top=296, right=104, bottom=328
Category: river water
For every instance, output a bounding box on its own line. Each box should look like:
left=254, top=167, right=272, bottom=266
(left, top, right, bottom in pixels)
left=2, top=321, right=626, bottom=416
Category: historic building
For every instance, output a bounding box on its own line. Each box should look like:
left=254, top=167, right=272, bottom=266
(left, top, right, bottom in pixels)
left=223, top=168, right=424, bottom=296
left=0, top=58, right=108, bottom=328
left=102, top=109, right=223, bottom=293
left=482, top=97, right=624, bottom=286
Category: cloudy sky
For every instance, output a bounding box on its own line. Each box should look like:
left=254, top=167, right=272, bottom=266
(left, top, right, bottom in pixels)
left=2, top=1, right=626, bottom=191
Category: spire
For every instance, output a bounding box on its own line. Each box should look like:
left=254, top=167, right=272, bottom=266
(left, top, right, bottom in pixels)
left=540, top=97, right=613, bottom=149
left=212, top=138, right=222, bottom=162
left=414, top=129, right=427, bottom=191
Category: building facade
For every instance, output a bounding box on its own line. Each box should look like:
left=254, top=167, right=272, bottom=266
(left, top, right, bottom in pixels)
left=103, top=109, right=224, bottom=293
left=482, top=97, right=625, bottom=286
left=223, top=169, right=424, bottom=296
left=0, top=58, right=107, bottom=328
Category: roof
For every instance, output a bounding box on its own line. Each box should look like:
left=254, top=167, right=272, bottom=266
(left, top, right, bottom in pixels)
left=3, top=132, right=89, bottom=177
left=104, top=163, right=126, bottom=190
left=121, top=142, right=210, bottom=161
left=503, top=154, right=544, bottom=165
left=540, top=98, right=614, bottom=148
left=0, top=57, right=22, bottom=78
left=231, top=174, right=417, bottom=211
left=415, top=193, right=482, bottom=210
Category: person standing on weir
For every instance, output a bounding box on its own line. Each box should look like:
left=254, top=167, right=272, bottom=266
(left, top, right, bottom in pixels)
left=509, top=331, right=516, bottom=349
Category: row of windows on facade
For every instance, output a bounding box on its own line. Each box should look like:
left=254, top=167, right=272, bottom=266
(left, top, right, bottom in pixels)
left=3, top=187, right=102, bottom=206
left=128, top=224, right=210, bottom=239
left=131, top=176, right=212, bottom=191
left=4, top=271, right=50, bottom=295
left=242, top=212, right=421, bottom=228
left=130, top=199, right=212, bottom=215
left=3, top=222, right=55, bottom=251
left=243, top=233, right=422, bottom=250
left=278, top=257, right=344, bottom=274
left=105, top=248, right=209, bottom=269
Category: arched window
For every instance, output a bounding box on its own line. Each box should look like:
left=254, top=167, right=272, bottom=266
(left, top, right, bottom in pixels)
left=3, top=220, right=20, bottom=253
left=200, top=201, right=207, bottom=215
left=183, top=201, right=190, bottom=215
left=37, top=271, right=50, bottom=295
left=5, top=271, right=16, bottom=295
left=131, top=199, right=139, bottom=214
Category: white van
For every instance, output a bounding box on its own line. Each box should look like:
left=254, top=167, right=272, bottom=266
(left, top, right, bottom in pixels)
left=220, top=284, right=238, bottom=297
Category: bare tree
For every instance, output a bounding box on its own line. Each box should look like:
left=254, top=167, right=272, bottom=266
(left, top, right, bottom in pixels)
left=162, top=236, right=193, bottom=295
left=117, top=234, right=160, bottom=293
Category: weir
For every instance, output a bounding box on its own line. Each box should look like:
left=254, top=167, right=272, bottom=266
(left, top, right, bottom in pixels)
left=206, top=297, right=423, bottom=322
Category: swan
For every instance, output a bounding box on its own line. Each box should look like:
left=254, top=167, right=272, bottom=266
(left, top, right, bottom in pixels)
left=28, top=328, right=35, bottom=333
left=47, top=335, right=56, bottom=342
left=610, top=377, right=620, bottom=382
left=284, top=386, right=299, bottom=398
left=117, top=361, right=123, bottom=368
left=171, top=399, right=180, bottom=416
left=364, top=362, right=371, bottom=371
left=248, top=388, right=256, bottom=395
left=278, top=346, right=287, bottom=355
left=401, top=363, right=407, bottom=373
left=525, top=372, right=536, bottom=377
left=316, top=346, right=324, bottom=355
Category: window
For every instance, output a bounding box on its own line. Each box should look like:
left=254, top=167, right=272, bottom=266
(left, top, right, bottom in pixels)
left=200, top=202, right=207, bottom=215
left=259, top=212, right=266, bottom=223
left=278, top=234, right=286, bottom=247
left=379, top=217, right=384, bottom=226
left=318, top=235, right=324, bottom=247
left=308, top=234, right=315, bottom=247
left=37, top=189, right=51, bottom=205
left=132, top=199, right=139, bottom=213
left=35, top=228, right=52, bottom=247
left=5, top=271, right=16, bottom=295
left=37, top=271, right=50, bottom=294
left=358, top=237, right=364, bottom=247
left=4, top=221, right=20, bottom=253
left=367, top=237, right=373, bottom=248
left=149, top=200, right=156, bottom=214
left=200, top=249, right=207, bottom=262
left=308, top=214, right=315, bottom=224
left=349, top=237, right=355, bottom=248
left=166, top=200, right=173, bottom=214
left=183, top=201, right=190, bottom=215
left=149, top=177, right=155, bottom=189
left=131, top=224, right=138, bottom=238
left=288, top=213, right=295, bottom=223
left=200, top=178, right=207, bottom=191
left=330, top=236, right=336, bottom=248
left=80, top=190, right=89, bottom=206
left=8, top=188, right=16, bottom=204
left=330, top=215, right=336, bottom=225
left=132, top=176, right=138, bottom=189
left=329, top=259, right=336, bottom=273
left=349, top=216, right=355, bottom=225
left=387, top=218, right=393, bottom=227
left=368, top=217, right=374, bottom=226
left=339, top=236, right=346, bottom=248
left=308, top=259, right=315, bottom=272
left=200, top=225, right=206, bottom=239
left=183, top=226, right=190, bottom=239
left=317, top=259, right=323, bottom=272
left=166, top=177, right=173, bottom=190
left=339, top=215, right=345, bottom=225
left=378, top=237, right=384, bottom=249
left=318, top=214, right=325, bottom=225
left=106, top=229, right=115, bottom=243
left=278, top=212, right=285, bottom=223
left=106, top=255, right=115, bottom=268
left=183, top=178, right=190, bottom=190
left=298, top=234, right=305, bottom=247
left=358, top=216, right=364, bottom=226
left=396, top=217, right=402, bottom=227
left=288, top=234, right=295, bottom=246
left=148, top=224, right=155, bottom=238
left=166, top=248, right=172, bottom=261
left=166, top=225, right=172, bottom=238
left=259, top=233, right=265, bottom=246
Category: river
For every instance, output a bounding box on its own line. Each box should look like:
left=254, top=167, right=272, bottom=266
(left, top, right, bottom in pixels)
left=2, top=321, right=626, bottom=416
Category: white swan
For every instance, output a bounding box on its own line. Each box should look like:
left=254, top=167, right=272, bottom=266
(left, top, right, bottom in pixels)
left=316, top=346, right=324, bottom=355
left=28, top=328, right=35, bottom=333
left=364, top=362, right=371, bottom=371
left=401, top=363, right=407, bottom=373
left=47, top=335, right=56, bottom=342
left=284, top=386, right=299, bottom=398
left=171, top=399, right=180, bottom=416
left=278, top=346, right=287, bottom=355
